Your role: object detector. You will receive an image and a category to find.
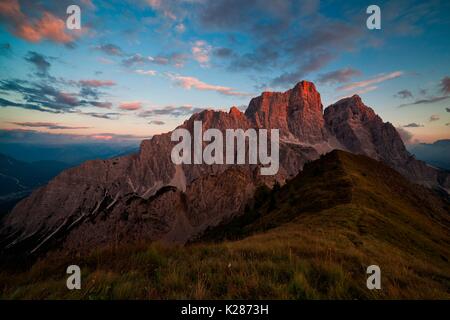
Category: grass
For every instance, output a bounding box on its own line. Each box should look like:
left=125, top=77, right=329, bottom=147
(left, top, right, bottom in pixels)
left=1, top=150, right=449, bottom=299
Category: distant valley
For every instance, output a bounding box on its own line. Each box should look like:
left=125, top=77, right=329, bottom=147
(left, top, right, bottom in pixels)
left=0, top=143, right=139, bottom=216
left=408, top=139, right=450, bottom=170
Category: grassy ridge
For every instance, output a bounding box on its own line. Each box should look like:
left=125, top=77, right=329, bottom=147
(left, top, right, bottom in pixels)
left=1, top=150, right=449, bottom=299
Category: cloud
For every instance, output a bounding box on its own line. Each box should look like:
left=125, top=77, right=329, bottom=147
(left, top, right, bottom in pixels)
left=429, top=115, right=440, bottom=122
left=395, top=89, right=413, bottom=99
left=78, top=112, right=120, bottom=120
left=213, top=47, right=233, bottom=58
left=197, top=0, right=363, bottom=86
left=396, top=127, right=414, bottom=145
left=135, top=69, right=157, bottom=76
left=98, top=58, right=115, bottom=65
left=352, top=86, right=378, bottom=95
left=0, top=0, right=74, bottom=43
left=139, top=105, right=204, bottom=118
left=271, top=51, right=335, bottom=87
left=396, top=76, right=450, bottom=107
left=403, top=123, right=424, bottom=128
left=0, top=80, right=75, bottom=113
left=151, top=52, right=187, bottom=68
left=440, top=76, right=450, bottom=94
left=149, top=120, right=165, bottom=125
left=383, top=1, right=446, bottom=37
left=199, top=0, right=307, bottom=33
left=146, top=0, right=177, bottom=20
left=0, top=129, right=144, bottom=144
left=0, top=96, right=50, bottom=113
left=76, top=79, right=115, bottom=100
left=89, top=101, right=112, bottom=109
left=78, top=80, right=116, bottom=87
left=317, top=68, right=361, bottom=85
left=192, top=40, right=212, bottom=67
left=119, top=101, right=142, bottom=111
left=121, top=54, right=154, bottom=67
left=0, top=79, right=114, bottom=116
left=0, top=42, right=12, bottom=56
left=94, top=44, right=125, bottom=56
left=169, top=74, right=250, bottom=97
left=175, top=23, right=185, bottom=33
left=11, top=122, right=90, bottom=130
left=121, top=52, right=187, bottom=68
left=91, top=132, right=148, bottom=141
left=398, top=95, right=450, bottom=107
left=91, top=134, right=117, bottom=141
left=337, top=71, right=403, bottom=92
left=24, top=51, right=52, bottom=77
left=233, top=46, right=280, bottom=72
left=55, top=92, right=79, bottom=106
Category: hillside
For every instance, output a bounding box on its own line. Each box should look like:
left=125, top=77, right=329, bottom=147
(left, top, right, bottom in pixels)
left=1, top=150, right=449, bottom=299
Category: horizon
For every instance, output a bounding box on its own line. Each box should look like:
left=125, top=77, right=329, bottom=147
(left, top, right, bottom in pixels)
left=1, top=0, right=450, bottom=145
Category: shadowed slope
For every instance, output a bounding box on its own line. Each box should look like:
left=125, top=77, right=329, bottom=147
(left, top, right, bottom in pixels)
left=2, top=151, right=449, bottom=299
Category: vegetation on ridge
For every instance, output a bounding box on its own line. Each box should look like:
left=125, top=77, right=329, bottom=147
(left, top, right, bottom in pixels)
left=1, top=150, right=449, bottom=299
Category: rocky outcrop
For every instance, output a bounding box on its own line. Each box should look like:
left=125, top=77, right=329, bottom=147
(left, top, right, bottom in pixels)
left=324, top=95, right=446, bottom=188
left=246, top=81, right=328, bottom=143
left=1, top=81, right=448, bottom=256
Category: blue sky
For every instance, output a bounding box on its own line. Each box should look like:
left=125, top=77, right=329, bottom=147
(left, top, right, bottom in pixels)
left=0, top=0, right=449, bottom=144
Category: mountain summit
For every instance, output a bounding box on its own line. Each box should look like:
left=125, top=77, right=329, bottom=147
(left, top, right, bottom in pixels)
left=1, top=81, right=448, bottom=256
left=245, top=81, right=328, bottom=143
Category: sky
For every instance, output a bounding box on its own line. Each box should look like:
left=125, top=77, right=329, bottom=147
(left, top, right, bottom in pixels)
left=0, top=0, right=449, bottom=145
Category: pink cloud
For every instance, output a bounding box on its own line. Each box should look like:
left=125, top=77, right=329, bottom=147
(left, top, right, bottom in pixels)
left=92, top=135, right=114, bottom=141
left=429, top=115, right=440, bottom=122
left=338, top=71, right=403, bottom=91
left=0, top=0, right=74, bottom=43
left=169, top=74, right=250, bottom=97
left=97, top=57, right=114, bottom=65
left=81, top=0, right=96, bottom=10
left=192, top=40, right=211, bottom=67
left=79, top=80, right=116, bottom=87
left=135, top=69, right=157, bottom=76
left=146, top=0, right=176, bottom=20
left=119, top=101, right=143, bottom=111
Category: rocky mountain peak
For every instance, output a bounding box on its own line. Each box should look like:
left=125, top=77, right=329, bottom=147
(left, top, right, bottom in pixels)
left=244, top=81, right=328, bottom=143
left=229, top=106, right=242, bottom=116
left=183, top=108, right=251, bottom=132
left=326, top=95, right=378, bottom=122
left=292, top=80, right=318, bottom=94
left=1, top=80, right=448, bottom=257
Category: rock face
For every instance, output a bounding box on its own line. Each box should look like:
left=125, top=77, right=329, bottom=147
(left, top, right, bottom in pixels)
left=1, top=81, right=448, bottom=256
left=246, top=81, right=328, bottom=143
left=324, top=95, right=445, bottom=188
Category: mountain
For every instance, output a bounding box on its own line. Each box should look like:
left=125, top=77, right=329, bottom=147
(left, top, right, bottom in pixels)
left=408, top=139, right=450, bottom=170
left=2, top=151, right=449, bottom=299
left=245, top=81, right=329, bottom=143
left=1, top=81, right=449, bottom=257
left=0, top=154, right=69, bottom=216
left=324, top=95, right=445, bottom=188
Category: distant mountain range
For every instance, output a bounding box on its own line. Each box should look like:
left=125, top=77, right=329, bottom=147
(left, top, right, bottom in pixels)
left=0, top=143, right=139, bottom=165
left=0, top=144, right=139, bottom=217
left=408, top=139, right=450, bottom=170
left=1, top=81, right=448, bottom=258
